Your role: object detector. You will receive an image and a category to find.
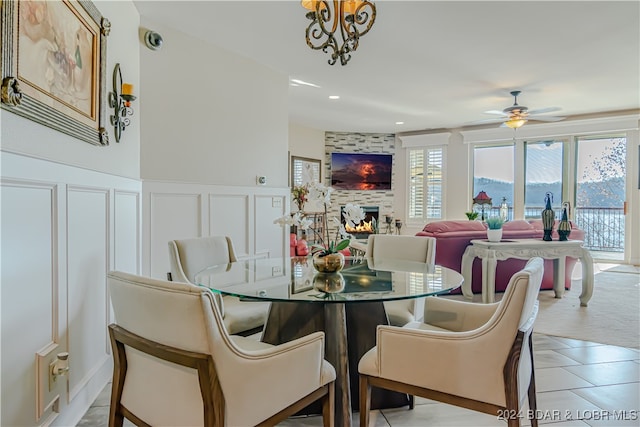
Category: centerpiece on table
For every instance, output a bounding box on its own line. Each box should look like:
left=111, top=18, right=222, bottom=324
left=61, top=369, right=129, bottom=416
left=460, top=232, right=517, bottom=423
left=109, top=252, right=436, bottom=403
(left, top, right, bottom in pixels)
left=274, top=181, right=365, bottom=273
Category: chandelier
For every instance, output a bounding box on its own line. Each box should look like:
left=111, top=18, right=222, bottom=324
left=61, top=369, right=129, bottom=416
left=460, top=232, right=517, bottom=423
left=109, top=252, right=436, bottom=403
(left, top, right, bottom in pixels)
left=302, top=0, right=376, bottom=66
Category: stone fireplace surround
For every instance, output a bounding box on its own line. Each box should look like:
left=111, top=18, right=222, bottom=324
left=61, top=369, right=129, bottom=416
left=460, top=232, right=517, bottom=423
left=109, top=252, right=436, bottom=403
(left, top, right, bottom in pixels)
left=325, top=132, right=396, bottom=238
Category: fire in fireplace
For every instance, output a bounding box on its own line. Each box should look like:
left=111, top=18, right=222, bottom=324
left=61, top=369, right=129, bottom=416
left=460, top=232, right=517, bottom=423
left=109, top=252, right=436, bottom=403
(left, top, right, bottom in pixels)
left=342, top=206, right=379, bottom=239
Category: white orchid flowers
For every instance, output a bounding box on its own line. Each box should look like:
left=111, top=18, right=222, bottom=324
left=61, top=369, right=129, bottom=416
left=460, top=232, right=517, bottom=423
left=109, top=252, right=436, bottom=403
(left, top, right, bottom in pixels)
left=342, top=203, right=366, bottom=228
left=274, top=182, right=366, bottom=257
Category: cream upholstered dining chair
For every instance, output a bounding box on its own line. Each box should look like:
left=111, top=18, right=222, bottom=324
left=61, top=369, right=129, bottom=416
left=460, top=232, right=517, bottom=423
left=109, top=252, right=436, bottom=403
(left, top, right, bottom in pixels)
left=358, top=257, right=544, bottom=427
left=366, top=234, right=436, bottom=326
left=107, top=271, right=336, bottom=427
left=168, top=236, right=269, bottom=336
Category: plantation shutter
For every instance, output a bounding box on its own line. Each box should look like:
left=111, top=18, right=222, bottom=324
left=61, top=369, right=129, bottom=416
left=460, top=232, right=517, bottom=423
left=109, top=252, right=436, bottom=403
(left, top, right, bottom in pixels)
left=409, top=149, right=424, bottom=219
left=409, top=147, right=443, bottom=220
left=426, top=147, right=443, bottom=219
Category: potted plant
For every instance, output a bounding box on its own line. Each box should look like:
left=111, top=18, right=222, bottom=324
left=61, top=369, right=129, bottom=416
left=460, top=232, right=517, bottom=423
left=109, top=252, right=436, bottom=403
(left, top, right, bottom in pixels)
left=465, top=211, right=479, bottom=221
left=485, top=216, right=504, bottom=242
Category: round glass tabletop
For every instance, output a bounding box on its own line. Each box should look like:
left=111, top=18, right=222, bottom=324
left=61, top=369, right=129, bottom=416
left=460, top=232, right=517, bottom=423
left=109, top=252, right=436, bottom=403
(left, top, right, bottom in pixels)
left=195, top=256, right=463, bottom=303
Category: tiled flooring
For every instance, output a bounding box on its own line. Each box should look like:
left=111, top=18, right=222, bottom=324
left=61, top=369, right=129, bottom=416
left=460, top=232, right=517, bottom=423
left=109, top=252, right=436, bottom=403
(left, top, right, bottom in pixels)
left=78, top=333, right=640, bottom=427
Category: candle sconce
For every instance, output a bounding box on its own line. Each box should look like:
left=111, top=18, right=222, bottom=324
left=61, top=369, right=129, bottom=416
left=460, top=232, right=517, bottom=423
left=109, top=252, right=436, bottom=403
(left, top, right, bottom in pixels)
left=109, top=63, right=136, bottom=143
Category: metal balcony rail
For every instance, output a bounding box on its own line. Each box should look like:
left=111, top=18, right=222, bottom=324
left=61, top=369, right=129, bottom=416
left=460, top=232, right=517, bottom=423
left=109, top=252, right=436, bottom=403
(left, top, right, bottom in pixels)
left=494, top=206, right=626, bottom=252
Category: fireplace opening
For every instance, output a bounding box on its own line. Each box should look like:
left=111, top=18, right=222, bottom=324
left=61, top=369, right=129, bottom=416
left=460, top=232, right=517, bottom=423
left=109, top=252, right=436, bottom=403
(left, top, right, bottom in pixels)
left=341, top=206, right=379, bottom=239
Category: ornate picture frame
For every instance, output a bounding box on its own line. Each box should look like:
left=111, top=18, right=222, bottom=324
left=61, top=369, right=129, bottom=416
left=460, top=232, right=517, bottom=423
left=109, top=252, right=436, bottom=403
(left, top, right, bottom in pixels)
left=1, top=0, right=110, bottom=146
left=291, top=156, right=321, bottom=187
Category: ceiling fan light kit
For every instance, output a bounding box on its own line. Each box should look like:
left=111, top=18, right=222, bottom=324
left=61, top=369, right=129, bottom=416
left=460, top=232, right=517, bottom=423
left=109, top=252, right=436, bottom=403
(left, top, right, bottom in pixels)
left=302, top=0, right=376, bottom=66
left=504, top=118, right=527, bottom=129
left=476, top=90, right=566, bottom=129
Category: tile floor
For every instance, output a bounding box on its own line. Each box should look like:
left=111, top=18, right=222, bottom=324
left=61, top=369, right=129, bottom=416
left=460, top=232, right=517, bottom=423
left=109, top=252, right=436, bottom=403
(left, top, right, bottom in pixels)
left=78, top=333, right=640, bottom=427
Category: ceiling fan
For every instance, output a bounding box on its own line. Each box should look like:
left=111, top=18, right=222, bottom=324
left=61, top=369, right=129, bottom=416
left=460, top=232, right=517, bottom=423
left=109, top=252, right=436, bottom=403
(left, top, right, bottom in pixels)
left=477, top=90, right=565, bottom=129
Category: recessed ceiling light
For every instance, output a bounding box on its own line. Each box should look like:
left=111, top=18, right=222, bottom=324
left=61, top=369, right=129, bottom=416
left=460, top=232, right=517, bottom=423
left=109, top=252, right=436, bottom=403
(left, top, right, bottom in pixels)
left=290, top=79, right=320, bottom=88
left=329, top=95, right=340, bottom=100
left=395, top=121, right=404, bottom=125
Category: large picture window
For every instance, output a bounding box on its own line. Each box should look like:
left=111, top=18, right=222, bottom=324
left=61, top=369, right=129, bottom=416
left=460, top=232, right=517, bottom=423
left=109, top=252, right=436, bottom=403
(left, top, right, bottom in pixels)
left=524, top=140, right=564, bottom=217
left=473, top=144, right=514, bottom=220
left=470, top=134, right=627, bottom=257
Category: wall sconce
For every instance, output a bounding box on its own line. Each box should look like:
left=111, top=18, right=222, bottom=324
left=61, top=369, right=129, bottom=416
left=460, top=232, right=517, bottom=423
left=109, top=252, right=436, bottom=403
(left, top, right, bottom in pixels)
left=109, top=63, right=136, bottom=143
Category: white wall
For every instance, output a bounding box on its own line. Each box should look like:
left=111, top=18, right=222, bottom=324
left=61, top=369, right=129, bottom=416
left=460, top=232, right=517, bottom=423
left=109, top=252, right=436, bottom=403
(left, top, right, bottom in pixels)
left=288, top=122, right=326, bottom=172
left=139, top=17, right=289, bottom=188
left=137, top=18, right=292, bottom=277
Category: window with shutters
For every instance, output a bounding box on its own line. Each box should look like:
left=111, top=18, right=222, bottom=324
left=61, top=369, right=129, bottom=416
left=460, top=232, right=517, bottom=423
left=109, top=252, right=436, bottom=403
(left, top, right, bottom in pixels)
left=408, top=147, right=444, bottom=220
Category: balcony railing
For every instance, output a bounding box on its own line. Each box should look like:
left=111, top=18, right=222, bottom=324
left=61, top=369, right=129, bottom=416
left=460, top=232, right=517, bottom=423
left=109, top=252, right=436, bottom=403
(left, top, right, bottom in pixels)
left=521, top=206, right=624, bottom=252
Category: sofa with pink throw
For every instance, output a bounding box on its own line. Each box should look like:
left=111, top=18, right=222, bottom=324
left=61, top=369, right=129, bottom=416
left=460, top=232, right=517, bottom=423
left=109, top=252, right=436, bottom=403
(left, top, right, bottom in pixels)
left=415, top=219, right=585, bottom=294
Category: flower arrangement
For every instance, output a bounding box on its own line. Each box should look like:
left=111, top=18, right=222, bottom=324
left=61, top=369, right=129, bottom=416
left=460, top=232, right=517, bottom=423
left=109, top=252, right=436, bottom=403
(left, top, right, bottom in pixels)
left=485, top=216, right=504, bottom=230
left=274, top=181, right=365, bottom=257
left=291, top=185, right=309, bottom=212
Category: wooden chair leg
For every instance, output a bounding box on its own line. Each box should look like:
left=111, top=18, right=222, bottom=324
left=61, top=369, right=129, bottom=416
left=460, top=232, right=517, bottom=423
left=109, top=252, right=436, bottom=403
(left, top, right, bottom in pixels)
left=109, top=329, right=126, bottom=427
left=322, top=382, right=335, bottom=427
left=528, top=334, right=539, bottom=427
left=359, top=375, right=372, bottom=427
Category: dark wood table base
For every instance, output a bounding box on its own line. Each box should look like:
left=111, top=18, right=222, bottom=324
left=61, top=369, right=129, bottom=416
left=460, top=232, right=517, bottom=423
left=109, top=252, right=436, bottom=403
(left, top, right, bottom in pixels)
left=262, top=301, right=409, bottom=426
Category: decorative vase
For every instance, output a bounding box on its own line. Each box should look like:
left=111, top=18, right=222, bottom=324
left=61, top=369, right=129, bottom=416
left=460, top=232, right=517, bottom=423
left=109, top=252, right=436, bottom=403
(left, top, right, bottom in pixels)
left=558, top=202, right=571, bottom=241
left=487, top=228, right=503, bottom=242
left=541, top=192, right=555, bottom=241
left=313, top=272, right=345, bottom=293
left=312, top=252, right=345, bottom=273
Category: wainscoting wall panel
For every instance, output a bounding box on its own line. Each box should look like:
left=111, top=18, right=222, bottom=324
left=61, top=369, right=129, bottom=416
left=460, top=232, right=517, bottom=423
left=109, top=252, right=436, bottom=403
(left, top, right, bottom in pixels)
left=0, top=180, right=58, bottom=426
left=148, top=192, right=202, bottom=280
left=67, top=186, right=110, bottom=400
left=114, top=191, right=141, bottom=273
left=142, top=180, right=289, bottom=280
left=210, top=194, right=250, bottom=258
left=255, top=195, right=287, bottom=258
left=0, top=152, right=141, bottom=427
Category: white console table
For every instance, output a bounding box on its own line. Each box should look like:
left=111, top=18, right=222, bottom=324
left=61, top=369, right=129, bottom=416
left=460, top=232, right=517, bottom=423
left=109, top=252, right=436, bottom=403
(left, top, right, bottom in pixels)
left=461, top=239, right=594, bottom=306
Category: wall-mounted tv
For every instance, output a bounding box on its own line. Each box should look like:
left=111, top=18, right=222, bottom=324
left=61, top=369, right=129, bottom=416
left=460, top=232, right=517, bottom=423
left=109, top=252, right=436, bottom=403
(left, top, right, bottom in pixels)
left=331, top=152, right=392, bottom=190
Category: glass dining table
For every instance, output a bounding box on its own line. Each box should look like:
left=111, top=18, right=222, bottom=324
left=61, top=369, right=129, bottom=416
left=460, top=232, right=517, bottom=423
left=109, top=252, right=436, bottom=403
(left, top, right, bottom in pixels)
left=195, top=256, right=463, bottom=427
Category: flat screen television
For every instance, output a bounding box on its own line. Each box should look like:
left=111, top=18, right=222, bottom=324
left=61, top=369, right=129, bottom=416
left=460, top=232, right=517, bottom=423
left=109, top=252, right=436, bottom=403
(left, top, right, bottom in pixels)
left=331, top=152, right=392, bottom=190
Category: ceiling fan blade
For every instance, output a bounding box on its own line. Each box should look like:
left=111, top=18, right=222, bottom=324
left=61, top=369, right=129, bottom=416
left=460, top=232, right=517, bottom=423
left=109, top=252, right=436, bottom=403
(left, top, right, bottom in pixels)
left=483, top=110, right=509, bottom=116
left=527, top=106, right=562, bottom=115
left=469, top=117, right=509, bottom=125
left=528, top=115, right=566, bottom=122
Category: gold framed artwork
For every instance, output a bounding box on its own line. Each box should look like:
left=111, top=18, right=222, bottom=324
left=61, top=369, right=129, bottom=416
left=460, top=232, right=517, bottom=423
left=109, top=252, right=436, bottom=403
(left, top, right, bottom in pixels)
left=291, top=156, right=321, bottom=187
left=1, top=0, right=111, bottom=145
